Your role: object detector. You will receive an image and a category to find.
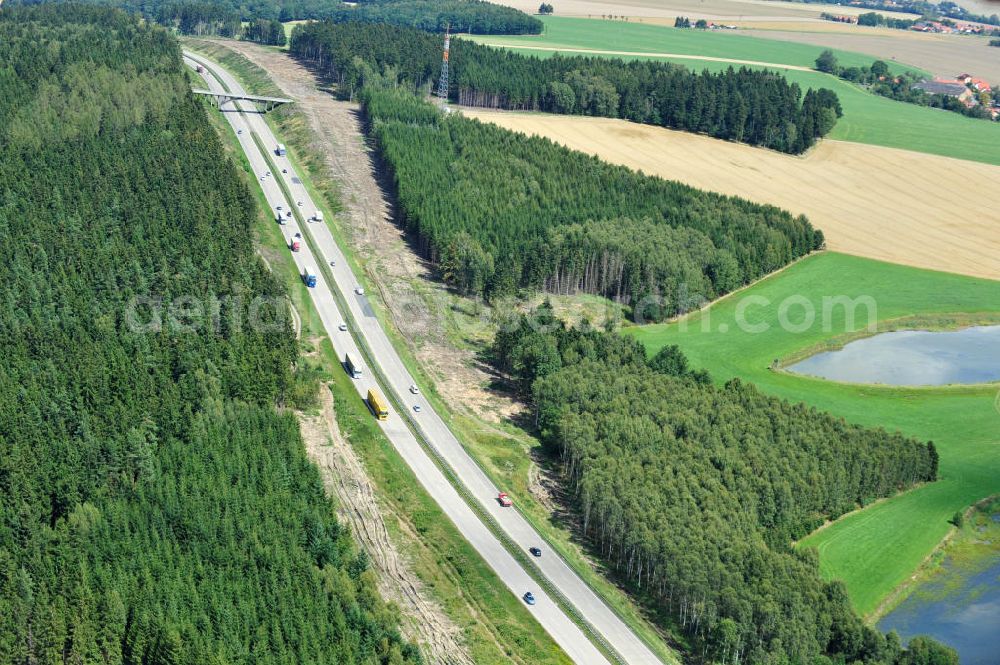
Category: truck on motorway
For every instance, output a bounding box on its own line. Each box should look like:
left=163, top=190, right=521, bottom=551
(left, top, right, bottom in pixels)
left=275, top=143, right=287, bottom=156
left=276, top=210, right=287, bottom=225
left=303, top=266, right=316, bottom=288
left=367, top=388, right=389, bottom=420
left=313, top=210, right=324, bottom=222
left=498, top=492, right=513, bottom=507
left=344, top=353, right=362, bottom=379
left=289, top=234, right=301, bottom=252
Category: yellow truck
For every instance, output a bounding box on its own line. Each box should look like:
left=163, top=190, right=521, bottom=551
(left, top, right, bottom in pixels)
left=367, top=388, right=389, bottom=420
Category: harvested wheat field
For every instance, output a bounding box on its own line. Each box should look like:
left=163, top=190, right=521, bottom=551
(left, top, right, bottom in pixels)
left=463, top=109, right=1000, bottom=280
left=737, top=28, right=1000, bottom=82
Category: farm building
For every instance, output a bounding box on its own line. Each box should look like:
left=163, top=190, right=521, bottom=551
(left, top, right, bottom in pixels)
left=912, top=80, right=974, bottom=104
left=969, top=78, right=992, bottom=93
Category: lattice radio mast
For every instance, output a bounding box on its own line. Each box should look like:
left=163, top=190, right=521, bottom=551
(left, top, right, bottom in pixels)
left=436, top=25, right=450, bottom=100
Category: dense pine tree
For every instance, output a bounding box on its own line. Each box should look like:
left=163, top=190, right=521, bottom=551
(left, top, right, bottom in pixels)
left=328, top=0, right=542, bottom=34
left=244, top=16, right=287, bottom=46
left=344, top=86, right=822, bottom=313
left=492, top=307, right=946, bottom=665
left=290, top=20, right=843, bottom=154
left=6, top=0, right=543, bottom=34
left=0, top=6, right=418, bottom=663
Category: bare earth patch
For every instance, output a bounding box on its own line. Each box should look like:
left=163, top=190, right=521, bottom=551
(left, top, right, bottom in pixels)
left=463, top=110, right=1000, bottom=281
left=298, top=386, right=473, bottom=665
left=219, top=41, right=523, bottom=424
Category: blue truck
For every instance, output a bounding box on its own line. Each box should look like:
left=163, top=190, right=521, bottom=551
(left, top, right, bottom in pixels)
left=303, top=266, right=317, bottom=288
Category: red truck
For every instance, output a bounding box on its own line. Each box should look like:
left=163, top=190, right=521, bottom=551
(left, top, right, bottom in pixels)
left=497, top=492, right=513, bottom=507
left=289, top=233, right=302, bottom=252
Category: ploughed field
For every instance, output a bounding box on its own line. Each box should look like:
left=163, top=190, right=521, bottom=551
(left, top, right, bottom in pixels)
left=463, top=109, right=1000, bottom=281
left=738, top=28, right=1000, bottom=83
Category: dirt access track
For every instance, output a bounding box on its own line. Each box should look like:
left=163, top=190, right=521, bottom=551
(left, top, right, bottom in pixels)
left=298, top=386, right=473, bottom=665
left=464, top=109, right=1000, bottom=281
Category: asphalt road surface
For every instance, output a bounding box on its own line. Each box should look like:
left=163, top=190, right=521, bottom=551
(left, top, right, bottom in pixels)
left=185, top=51, right=664, bottom=665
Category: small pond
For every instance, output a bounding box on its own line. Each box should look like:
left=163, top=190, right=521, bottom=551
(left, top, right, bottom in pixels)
left=878, top=555, right=1000, bottom=664
left=786, top=325, right=1000, bottom=386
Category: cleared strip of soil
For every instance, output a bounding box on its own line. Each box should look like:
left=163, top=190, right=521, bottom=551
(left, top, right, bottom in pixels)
left=463, top=110, right=1000, bottom=281
left=299, top=386, right=474, bottom=665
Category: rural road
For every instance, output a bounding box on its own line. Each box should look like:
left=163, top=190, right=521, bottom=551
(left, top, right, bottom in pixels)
left=185, top=51, right=666, bottom=665
left=475, top=42, right=815, bottom=71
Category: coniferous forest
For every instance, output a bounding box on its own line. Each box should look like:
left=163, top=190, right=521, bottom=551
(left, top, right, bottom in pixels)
left=0, top=6, right=418, bottom=663
left=328, top=85, right=821, bottom=314
left=290, top=21, right=843, bottom=154
left=491, top=306, right=952, bottom=665
left=0, top=7, right=962, bottom=665
left=6, top=0, right=543, bottom=35
left=324, top=0, right=542, bottom=34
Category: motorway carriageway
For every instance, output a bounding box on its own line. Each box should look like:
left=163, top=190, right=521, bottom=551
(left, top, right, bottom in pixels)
left=185, top=51, right=664, bottom=665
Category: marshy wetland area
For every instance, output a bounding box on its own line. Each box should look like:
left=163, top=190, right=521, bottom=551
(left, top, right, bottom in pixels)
left=878, top=498, right=1000, bottom=665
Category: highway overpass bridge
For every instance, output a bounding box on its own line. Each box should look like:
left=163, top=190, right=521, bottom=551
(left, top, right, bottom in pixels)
left=192, top=88, right=292, bottom=113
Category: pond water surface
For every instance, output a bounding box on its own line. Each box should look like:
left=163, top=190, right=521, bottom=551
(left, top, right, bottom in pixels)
left=786, top=325, right=1000, bottom=386
left=878, top=555, right=1000, bottom=664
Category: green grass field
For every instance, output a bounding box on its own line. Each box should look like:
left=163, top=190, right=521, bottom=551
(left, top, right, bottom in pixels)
left=283, top=19, right=308, bottom=44
left=470, top=18, right=1000, bottom=166
left=626, top=252, right=1000, bottom=617
left=786, top=69, right=1000, bottom=163
left=474, top=16, right=923, bottom=74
